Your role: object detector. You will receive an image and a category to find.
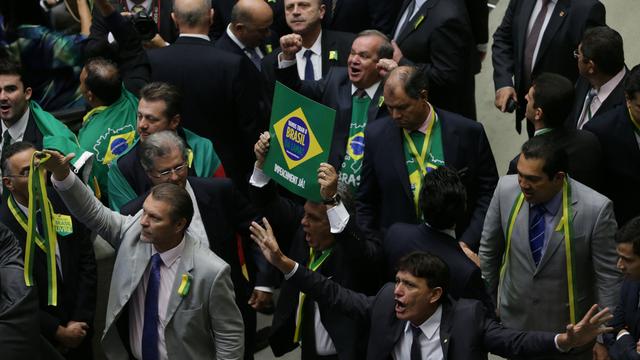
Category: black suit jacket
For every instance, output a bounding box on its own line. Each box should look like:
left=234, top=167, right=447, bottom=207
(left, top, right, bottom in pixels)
left=507, top=129, right=603, bottom=191
left=148, top=36, right=261, bottom=191
left=357, top=109, right=498, bottom=252
left=383, top=223, right=494, bottom=312
left=250, top=180, right=375, bottom=358
left=567, top=73, right=627, bottom=129
left=0, top=192, right=96, bottom=354
left=321, top=0, right=400, bottom=34
left=262, top=29, right=354, bottom=103
left=605, top=279, right=640, bottom=359
left=288, top=266, right=559, bottom=360
left=584, top=105, right=640, bottom=227
left=492, top=0, right=605, bottom=131
left=392, top=0, right=477, bottom=119
left=22, top=110, right=44, bottom=150
left=274, top=65, right=388, bottom=169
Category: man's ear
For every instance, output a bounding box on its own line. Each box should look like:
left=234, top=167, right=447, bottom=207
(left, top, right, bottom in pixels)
left=318, top=4, right=326, bottom=20
left=429, top=287, right=443, bottom=304
left=2, top=177, right=13, bottom=192
left=554, top=171, right=566, bottom=183
left=175, top=217, right=188, bottom=234
left=419, top=89, right=429, bottom=103
left=169, top=114, right=181, bottom=130
left=24, top=86, right=32, bottom=102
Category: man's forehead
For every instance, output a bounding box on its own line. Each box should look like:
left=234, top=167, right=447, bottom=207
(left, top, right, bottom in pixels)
left=8, top=148, right=36, bottom=168
left=0, top=74, right=24, bottom=88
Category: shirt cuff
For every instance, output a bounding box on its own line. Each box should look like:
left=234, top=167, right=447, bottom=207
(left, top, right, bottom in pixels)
left=477, top=43, right=488, bottom=52
left=249, top=165, right=271, bottom=188
left=616, top=330, right=630, bottom=341
left=278, top=53, right=296, bottom=69
left=51, top=171, right=76, bottom=191
left=327, top=201, right=350, bottom=233
left=253, top=286, right=274, bottom=294
left=284, top=262, right=299, bottom=280
left=554, top=334, right=569, bottom=353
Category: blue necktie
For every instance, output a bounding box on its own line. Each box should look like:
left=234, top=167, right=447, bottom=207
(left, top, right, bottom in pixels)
left=529, top=205, right=546, bottom=266
left=245, top=47, right=262, bottom=71
left=142, top=253, right=162, bottom=360
left=303, top=49, right=315, bottom=80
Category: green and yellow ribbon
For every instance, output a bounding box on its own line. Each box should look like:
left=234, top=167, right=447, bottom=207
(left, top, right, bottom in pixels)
left=24, top=151, right=58, bottom=306
left=178, top=274, right=192, bottom=297
left=500, top=178, right=576, bottom=323
left=293, top=247, right=333, bottom=343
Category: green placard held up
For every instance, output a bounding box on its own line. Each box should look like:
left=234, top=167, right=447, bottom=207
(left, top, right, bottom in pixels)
left=264, top=82, right=335, bottom=202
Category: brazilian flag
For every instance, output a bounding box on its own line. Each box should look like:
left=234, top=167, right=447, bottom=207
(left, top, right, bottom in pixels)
left=263, top=82, right=335, bottom=202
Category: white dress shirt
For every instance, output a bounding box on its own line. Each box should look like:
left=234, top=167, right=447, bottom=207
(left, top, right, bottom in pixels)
left=1, top=107, right=30, bottom=155
left=276, top=32, right=324, bottom=80
left=393, top=305, right=443, bottom=360
left=577, top=68, right=627, bottom=129
left=225, top=24, right=264, bottom=59
left=184, top=181, right=209, bottom=248
left=393, top=0, right=429, bottom=40
left=130, top=240, right=185, bottom=360
left=351, top=81, right=381, bottom=100
left=526, top=0, right=558, bottom=73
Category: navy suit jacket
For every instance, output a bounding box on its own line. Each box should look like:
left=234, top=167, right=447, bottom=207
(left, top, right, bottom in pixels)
left=321, top=0, right=400, bottom=34
left=383, top=223, right=494, bottom=312
left=567, top=72, right=627, bottom=129
left=287, top=266, right=559, bottom=360
left=584, top=105, right=640, bottom=226
left=357, top=109, right=499, bottom=252
left=605, top=279, right=640, bottom=359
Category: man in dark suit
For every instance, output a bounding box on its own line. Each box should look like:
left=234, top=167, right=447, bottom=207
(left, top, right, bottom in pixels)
left=320, top=0, right=400, bottom=34
left=147, top=0, right=261, bottom=192
left=492, top=0, right=605, bottom=136
left=506, top=73, right=602, bottom=191
left=261, top=0, right=354, bottom=97
left=0, top=142, right=96, bottom=359
left=250, top=132, right=377, bottom=359
left=384, top=167, right=493, bottom=312
left=248, top=232, right=613, bottom=360
left=569, top=26, right=627, bottom=130
left=390, top=0, right=478, bottom=119
left=584, top=65, right=640, bottom=228
left=119, top=130, right=268, bottom=359
left=465, top=0, right=489, bottom=68
left=357, top=66, right=499, bottom=251
left=602, top=216, right=640, bottom=359
left=275, top=30, right=393, bottom=193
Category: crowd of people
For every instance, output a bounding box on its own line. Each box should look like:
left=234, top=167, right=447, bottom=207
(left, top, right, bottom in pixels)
left=0, top=0, right=639, bottom=359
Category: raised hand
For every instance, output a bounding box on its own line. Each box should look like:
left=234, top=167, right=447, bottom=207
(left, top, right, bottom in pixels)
left=280, top=34, right=303, bottom=61
left=249, top=218, right=295, bottom=273
left=556, top=304, right=613, bottom=350
left=318, top=163, right=338, bottom=201
left=377, top=58, right=398, bottom=78
left=254, top=131, right=271, bottom=169
left=38, top=150, right=75, bottom=181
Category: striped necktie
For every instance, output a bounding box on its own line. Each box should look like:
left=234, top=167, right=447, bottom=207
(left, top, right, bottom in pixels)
left=529, top=204, right=546, bottom=266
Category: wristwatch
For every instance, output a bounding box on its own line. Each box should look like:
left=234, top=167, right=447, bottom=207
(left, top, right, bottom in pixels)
left=322, top=193, right=341, bottom=206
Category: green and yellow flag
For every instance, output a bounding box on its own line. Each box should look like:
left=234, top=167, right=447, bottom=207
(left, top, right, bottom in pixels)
left=263, top=82, right=335, bottom=202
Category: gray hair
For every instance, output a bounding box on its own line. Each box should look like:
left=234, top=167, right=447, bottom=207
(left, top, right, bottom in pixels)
left=172, top=0, right=212, bottom=28
left=139, top=131, right=188, bottom=172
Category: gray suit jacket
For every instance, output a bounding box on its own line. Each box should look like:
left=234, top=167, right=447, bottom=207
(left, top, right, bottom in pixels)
left=479, top=175, right=620, bottom=342
left=55, top=174, right=244, bottom=359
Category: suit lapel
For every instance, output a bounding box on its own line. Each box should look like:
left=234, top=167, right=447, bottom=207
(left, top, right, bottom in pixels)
left=440, top=111, right=459, bottom=169
left=116, top=243, right=152, bottom=317
left=535, top=0, right=569, bottom=71
left=513, top=201, right=537, bottom=270
left=517, top=0, right=537, bottom=59
left=367, top=83, right=384, bottom=121
left=321, top=32, right=332, bottom=77
left=390, top=126, right=414, bottom=203
left=396, top=0, right=439, bottom=43
left=164, top=236, right=196, bottom=323
left=439, top=301, right=453, bottom=359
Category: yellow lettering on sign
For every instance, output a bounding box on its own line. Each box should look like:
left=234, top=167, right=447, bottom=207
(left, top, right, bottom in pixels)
left=286, top=127, right=306, bottom=145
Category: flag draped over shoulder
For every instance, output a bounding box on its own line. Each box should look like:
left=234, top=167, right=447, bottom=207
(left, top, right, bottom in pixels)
left=78, top=87, right=138, bottom=199
left=29, top=101, right=93, bottom=180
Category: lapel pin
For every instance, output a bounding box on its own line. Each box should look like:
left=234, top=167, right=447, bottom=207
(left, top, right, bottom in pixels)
left=414, top=15, right=425, bottom=29
left=559, top=11, right=565, bottom=17
left=178, top=273, right=192, bottom=297
left=329, top=50, right=338, bottom=61
left=378, top=96, right=385, bottom=108
left=265, top=44, right=273, bottom=54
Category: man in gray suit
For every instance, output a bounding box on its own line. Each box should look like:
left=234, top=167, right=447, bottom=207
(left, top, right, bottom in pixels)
left=41, top=150, right=244, bottom=359
left=479, top=135, right=621, bottom=359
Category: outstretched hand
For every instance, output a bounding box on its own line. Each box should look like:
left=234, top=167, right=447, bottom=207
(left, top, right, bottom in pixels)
left=38, top=150, right=75, bottom=181
left=254, top=132, right=271, bottom=169
left=249, top=218, right=295, bottom=274
left=318, top=163, right=338, bottom=201
left=556, top=304, right=613, bottom=350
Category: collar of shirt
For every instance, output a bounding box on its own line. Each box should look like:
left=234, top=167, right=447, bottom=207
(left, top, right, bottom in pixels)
left=295, top=31, right=323, bottom=61
left=179, top=33, right=211, bottom=42
left=424, top=222, right=455, bottom=239
left=226, top=24, right=249, bottom=51
left=595, top=67, right=627, bottom=103
left=15, top=197, right=28, bottom=216
left=530, top=189, right=562, bottom=217
left=152, top=237, right=186, bottom=268
left=126, top=0, right=152, bottom=12
left=414, top=103, right=435, bottom=135
left=404, top=304, right=442, bottom=340
left=533, top=127, right=552, bottom=136
left=2, top=106, right=30, bottom=141
left=351, top=81, right=381, bottom=100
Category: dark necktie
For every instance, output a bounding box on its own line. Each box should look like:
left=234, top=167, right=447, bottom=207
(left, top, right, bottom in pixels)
left=245, top=47, right=262, bottom=71
left=395, top=0, right=417, bottom=40
left=2, top=129, right=12, bottom=158
left=577, top=88, right=598, bottom=129
left=410, top=324, right=422, bottom=360
left=303, top=49, right=315, bottom=80
left=523, top=0, right=551, bottom=83
left=142, top=253, right=162, bottom=360
left=353, top=88, right=368, bottom=99
left=529, top=204, right=546, bottom=266
left=131, top=4, right=146, bottom=14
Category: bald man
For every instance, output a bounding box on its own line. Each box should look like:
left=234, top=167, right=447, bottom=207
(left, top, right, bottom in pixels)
left=148, top=0, right=262, bottom=194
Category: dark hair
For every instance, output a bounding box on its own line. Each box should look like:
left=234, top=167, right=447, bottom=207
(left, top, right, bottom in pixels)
left=0, top=57, right=25, bottom=83
left=140, top=131, right=188, bottom=172
left=531, top=73, right=575, bottom=128
left=355, top=30, right=394, bottom=60
left=520, top=135, right=568, bottom=179
left=396, top=251, right=449, bottom=300
left=581, top=26, right=625, bottom=76
left=84, top=58, right=122, bottom=105
left=149, top=183, right=194, bottom=230
left=389, top=66, right=429, bottom=100
left=1, top=141, right=36, bottom=176
left=419, top=167, right=466, bottom=230
left=616, top=216, right=640, bottom=256
left=624, top=64, right=640, bottom=99
left=140, top=82, right=182, bottom=119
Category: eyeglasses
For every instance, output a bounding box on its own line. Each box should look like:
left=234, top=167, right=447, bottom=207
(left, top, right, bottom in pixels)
left=573, top=49, right=589, bottom=61
left=4, top=169, right=30, bottom=178
left=148, top=162, right=187, bottom=178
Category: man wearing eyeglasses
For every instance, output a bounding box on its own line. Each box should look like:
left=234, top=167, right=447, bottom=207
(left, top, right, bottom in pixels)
left=118, top=130, right=273, bottom=358
left=107, top=82, right=225, bottom=212
left=0, top=141, right=97, bottom=359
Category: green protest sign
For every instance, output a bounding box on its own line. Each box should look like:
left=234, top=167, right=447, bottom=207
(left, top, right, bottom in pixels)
left=264, top=82, right=335, bottom=202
